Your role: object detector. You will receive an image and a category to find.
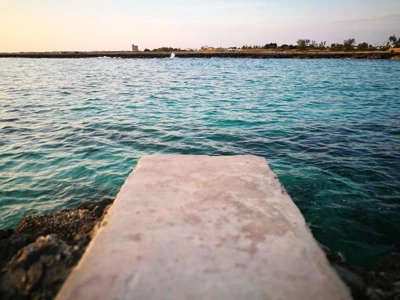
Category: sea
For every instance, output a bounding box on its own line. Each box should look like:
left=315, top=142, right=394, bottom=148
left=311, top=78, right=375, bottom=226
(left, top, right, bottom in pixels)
left=0, top=57, right=399, bottom=266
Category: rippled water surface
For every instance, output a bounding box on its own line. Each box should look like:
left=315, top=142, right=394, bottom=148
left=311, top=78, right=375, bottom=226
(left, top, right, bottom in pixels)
left=1, top=58, right=399, bottom=265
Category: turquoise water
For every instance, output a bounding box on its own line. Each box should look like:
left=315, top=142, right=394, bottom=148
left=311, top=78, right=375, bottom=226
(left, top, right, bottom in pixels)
left=0, top=58, right=399, bottom=266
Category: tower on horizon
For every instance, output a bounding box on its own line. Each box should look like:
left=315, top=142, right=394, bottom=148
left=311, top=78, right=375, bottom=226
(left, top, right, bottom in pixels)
left=132, top=44, right=139, bottom=52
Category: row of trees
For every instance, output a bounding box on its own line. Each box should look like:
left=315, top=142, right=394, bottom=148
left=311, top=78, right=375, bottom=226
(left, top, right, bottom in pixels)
left=241, top=43, right=297, bottom=50
left=241, top=40, right=381, bottom=51
left=297, top=39, right=357, bottom=51
left=144, top=47, right=181, bottom=52
left=242, top=35, right=399, bottom=51
left=143, top=35, right=399, bottom=52
left=297, top=36, right=400, bottom=51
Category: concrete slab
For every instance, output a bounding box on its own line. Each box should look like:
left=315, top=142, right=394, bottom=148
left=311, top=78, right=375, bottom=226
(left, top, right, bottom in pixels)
left=57, top=155, right=351, bottom=300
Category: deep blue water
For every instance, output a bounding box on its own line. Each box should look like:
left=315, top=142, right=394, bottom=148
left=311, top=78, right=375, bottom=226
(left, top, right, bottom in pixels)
left=0, top=58, right=399, bottom=266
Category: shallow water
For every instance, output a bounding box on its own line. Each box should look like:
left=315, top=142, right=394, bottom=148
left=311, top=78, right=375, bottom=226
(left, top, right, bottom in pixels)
left=0, top=57, right=399, bottom=266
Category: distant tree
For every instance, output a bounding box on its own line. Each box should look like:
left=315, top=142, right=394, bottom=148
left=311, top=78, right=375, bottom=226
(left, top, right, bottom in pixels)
left=357, top=42, right=369, bottom=51
left=388, top=35, right=397, bottom=46
left=388, top=35, right=400, bottom=47
left=330, top=43, right=343, bottom=51
left=343, top=38, right=356, bottom=51
left=297, top=39, right=305, bottom=50
left=264, top=43, right=277, bottom=49
left=309, top=40, right=318, bottom=49
left=144, top=48, right=150, bottom=52
left=318, top=41, right=326, bottom=49
left=297, top=39, right=310, bottom=50
left=297, top=39, right=306, bottom=49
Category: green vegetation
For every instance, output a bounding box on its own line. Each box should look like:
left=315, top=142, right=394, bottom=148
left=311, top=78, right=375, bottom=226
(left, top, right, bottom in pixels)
left=242, top=36, right=395, bottom=52
left=343, top=38, right=356, bottom=50
left=388, top=35, right=400, bottom=48
left=189, top=35, right=398, bottom=52
left=151, top=47, right=181, bottom=52
left=129, top=35, right=399, bottom=53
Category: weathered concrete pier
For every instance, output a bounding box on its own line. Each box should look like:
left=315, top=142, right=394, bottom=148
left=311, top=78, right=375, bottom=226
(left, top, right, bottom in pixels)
left=57, top=155, right=350, bottom=299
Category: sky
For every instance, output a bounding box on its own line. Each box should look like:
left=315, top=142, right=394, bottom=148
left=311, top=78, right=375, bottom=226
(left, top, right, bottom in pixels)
left=1, top=0, right=400, bottom=52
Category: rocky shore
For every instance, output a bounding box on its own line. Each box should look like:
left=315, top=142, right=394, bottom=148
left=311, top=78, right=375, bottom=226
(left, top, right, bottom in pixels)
left=0, top=198, right=113, bottom=300
left=0, top=198, right=399, bottom=300
left=0, top=51, right=399, bottom=59
left=323, top=246, right=400, bottom=300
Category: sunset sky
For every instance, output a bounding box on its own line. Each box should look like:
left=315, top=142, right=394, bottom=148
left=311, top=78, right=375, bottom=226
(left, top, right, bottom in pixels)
left=1, top=0, right=400, bottom=52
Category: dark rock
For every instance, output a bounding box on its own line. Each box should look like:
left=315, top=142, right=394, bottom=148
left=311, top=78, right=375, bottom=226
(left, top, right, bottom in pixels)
left=13, top=198, right=114, bottom=241
left=0, top=235, right=84, bottom=300
left=0, top=234, right=37, bottom=269
left=334, top=265, right=367, bottom=299
left=77, top=197, right=113, bottom=213
left=323, top=245, right=400, bottom=300
left=92, top=206, right=103, bottom=218
left=374, top=253, right=400, bottom=274
left=0, top=197, right=114, bottom=300
left=0, top=229, right=14, bottom=240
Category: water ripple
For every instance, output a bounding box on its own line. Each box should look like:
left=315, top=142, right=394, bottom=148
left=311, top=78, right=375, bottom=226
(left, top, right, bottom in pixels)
left=0, top=58, right=399, bottom=266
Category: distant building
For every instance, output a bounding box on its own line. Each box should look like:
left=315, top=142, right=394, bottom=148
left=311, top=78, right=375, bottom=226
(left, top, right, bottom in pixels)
left=132, top=44, right=139, bottom=52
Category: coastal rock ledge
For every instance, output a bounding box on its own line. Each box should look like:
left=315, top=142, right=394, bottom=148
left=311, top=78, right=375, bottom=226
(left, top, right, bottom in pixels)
left=0, top=198, right=113, bottom=300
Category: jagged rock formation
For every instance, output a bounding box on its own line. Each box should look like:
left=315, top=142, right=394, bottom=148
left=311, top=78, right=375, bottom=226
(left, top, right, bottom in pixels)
left=0, top=198, right=113, bottom=300
left=324, top=246, right=400, bottom=300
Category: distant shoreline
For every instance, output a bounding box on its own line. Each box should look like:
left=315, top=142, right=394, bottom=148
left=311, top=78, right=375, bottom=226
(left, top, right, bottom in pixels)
left=1, top=51, right=399, bottom=59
